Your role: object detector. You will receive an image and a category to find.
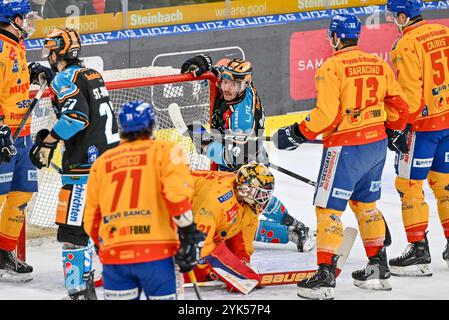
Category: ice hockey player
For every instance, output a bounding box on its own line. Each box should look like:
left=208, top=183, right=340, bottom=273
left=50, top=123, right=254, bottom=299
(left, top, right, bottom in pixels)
left=272, top=13, right=410, bottom=299
left=0, top=0, right=39, bottom=282
left=386, top=0, right=449, bottom=274
left=84, top=100, right=205, bottom=300
left=180, top=56, right=315, bottom=254
left=28, top=28, right=120, bottom=299
left=187, top=163, right=275, bottom=292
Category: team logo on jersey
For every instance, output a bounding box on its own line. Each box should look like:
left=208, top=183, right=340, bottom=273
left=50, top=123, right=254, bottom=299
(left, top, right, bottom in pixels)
left=218, top=190, right=233, bottom=203
left=226, top=203, right=239, bottom=222
left=12, top=59, right=19, bottom=73
left=88, top=146, right=99, bottom=164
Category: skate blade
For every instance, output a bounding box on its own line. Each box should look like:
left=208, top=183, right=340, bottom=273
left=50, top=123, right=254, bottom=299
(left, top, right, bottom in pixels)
left=390, top=264, right=432, bottom=277
left=353, top=279, right=392, bottom=291
left=0, top=270, right=33, bottom=283
left=445, top=260, right=449, bottom=268
left=297, top=287, right=334, bottom=300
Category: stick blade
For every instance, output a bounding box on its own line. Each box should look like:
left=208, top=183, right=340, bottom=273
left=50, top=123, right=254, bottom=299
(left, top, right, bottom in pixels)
left=336, top=227, right=358, bottom=276
left=168, top=103, right=188, bottom=135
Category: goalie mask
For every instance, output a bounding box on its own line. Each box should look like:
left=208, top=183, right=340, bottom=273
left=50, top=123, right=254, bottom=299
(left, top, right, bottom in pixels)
left=235, top=162, right=275, bottom=213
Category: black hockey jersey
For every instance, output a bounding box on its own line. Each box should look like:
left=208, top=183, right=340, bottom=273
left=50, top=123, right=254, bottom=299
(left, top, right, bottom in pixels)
left=49, top=64, right=119, bottom=182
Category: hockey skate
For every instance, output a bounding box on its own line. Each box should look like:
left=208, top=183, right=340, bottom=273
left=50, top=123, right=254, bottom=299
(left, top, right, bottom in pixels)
left=62, top=271, right=98, bottom=300
left=288, top=222, right=316, bottom=252
left=352, top=247, right=392, bottom=291
left=389, top=235, right=432, bottom=277
left=0, top=249, right=33, bottom=283
left=443, top=238, right=449, bottom=268
left=297, top=255, right=337, bottom=300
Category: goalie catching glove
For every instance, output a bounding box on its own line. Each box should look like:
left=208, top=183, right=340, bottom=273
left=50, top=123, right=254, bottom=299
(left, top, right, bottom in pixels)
left=29, top=129, right=58, bottom=169
left=272, top=123, right=306, bottom=150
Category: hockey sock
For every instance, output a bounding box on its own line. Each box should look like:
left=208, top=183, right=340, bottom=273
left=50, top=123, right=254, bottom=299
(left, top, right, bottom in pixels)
left=62, top=241, right=93, bottom=294
left=0, top=192, right=32, bottom=251
left=349, top=200, right=385, bottom=258
left=395, top=176, right=429, bottom=242
left=255, top=220, right=289, bottom=244
left=316, top=207, right=344, bottom=265
left=428, top=171, right=449, bottom=239
left=261, top=196, right=289, bottom=225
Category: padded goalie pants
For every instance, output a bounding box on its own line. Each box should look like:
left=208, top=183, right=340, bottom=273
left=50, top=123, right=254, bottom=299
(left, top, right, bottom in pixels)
left=395, top=129, right=449, bottom=242
left=313, top=139, right=389, bottom=265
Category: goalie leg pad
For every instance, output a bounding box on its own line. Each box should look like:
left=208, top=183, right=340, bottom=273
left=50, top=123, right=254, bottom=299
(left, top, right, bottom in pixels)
left=255, top=220, right=289, bottom=244
left=395, top=177, right=429, bottom=243
left=62, top=242, right=93, bottom=295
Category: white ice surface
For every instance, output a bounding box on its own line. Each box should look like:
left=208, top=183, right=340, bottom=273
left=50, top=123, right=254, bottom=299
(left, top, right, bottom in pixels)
left=1, top=142, right=448, bottom=300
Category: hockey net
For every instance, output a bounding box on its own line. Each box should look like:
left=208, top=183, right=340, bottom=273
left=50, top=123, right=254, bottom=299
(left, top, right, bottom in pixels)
left=23, top=67, right=217, bottom=247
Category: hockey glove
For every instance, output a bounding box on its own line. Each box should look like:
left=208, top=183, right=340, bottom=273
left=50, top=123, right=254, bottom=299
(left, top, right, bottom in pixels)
left=175, top=223, right=206, bottom=273
left=386, top=124, right=411, bottom=154
left=28, top=62, right=55, bottom=86
left=29, top=129, right=58, bottom=169
left=0, top=125, right=17, bottom=163
left=180, top=54, right=213, bottom=77
left=186, top=123, right=215, bottom=154
left=272, top=123, right=305, bottom=150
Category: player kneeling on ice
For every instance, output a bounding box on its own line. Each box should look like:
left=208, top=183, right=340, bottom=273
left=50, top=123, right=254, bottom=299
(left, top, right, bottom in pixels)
left=185, top=162, right=276, bottom=294
left=273, top=14, right=410, bottom=299
left=178, top=55, right=315, bottom=253
left=28, top=28, right=121, bottom=299
left=84, top=100, right=205, bottom=300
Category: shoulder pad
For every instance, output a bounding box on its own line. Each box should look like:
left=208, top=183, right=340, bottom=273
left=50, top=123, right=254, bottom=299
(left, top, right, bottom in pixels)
left=51, top=66, right=82, bottom=101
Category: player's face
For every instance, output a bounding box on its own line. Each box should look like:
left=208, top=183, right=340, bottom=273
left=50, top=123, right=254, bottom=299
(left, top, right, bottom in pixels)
left=220, top=78, right=242, bottom=101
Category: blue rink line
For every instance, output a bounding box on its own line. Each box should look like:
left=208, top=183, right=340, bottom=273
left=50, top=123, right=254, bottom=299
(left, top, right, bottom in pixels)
left=25, top=0, right=449, bottom=50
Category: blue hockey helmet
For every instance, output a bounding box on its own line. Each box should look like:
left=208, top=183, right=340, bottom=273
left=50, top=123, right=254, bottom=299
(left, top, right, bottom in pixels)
left=328, top=13, right=362, bottom=40
left=118, top=100, right=156, bottom=134
left=386, top=0, right=423, bottom=19
left=0, top=0, right=31, bottom=23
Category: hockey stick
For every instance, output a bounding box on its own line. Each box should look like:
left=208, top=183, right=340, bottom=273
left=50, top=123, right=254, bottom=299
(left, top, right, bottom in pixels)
left=185, top=227, right=358, bottom=289
left=168, top=103, right=317, bottom=187
left=0, top=74, right=47, bottom=164
left=187, top=270, right=203, bottom=300
left=264, top=135, right=322, bottom=145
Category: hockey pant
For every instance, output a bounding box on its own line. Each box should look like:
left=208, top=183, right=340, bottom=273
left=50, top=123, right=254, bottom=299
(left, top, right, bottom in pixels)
left=103, top=257, right=181, bottom=300
left=0, top=192, right=33, bottom=251
left=395, top=129, right=449, bottom=242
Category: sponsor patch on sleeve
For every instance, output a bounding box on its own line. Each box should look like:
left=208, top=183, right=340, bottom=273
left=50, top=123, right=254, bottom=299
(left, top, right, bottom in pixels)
left=218, top=190, right=233, bottom=203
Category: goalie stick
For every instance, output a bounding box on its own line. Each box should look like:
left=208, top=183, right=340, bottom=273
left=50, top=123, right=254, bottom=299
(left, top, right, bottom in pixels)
left=167, top=103, right=316, bottom=187
left=185, top=227, right=358, bottom=289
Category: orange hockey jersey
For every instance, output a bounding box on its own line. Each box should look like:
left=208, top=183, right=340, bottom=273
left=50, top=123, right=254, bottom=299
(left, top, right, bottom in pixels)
left=391, top=21, right=449, bottom=131
left=84, top=138, right=194, bottom=265
left=299, top=46, right=409, bottom=147
left=0, top=29, right=31, bottom=136
left=190, top=170, right=259, bottom=262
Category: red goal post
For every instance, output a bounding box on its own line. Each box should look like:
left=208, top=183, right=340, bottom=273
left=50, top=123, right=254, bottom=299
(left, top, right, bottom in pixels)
left=17, top=69, right=218, bottom=260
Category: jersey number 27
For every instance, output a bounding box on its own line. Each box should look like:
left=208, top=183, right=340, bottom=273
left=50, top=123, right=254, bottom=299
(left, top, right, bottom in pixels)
left=99, top=101, right=120, bottom=145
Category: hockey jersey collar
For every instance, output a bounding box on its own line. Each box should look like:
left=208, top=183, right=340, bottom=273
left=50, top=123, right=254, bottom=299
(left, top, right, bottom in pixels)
left=402, top=21, right=427, bottom=36
left=333, top=46, right=360, bottom=56
left=0, top=28, right=19, bottom=45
